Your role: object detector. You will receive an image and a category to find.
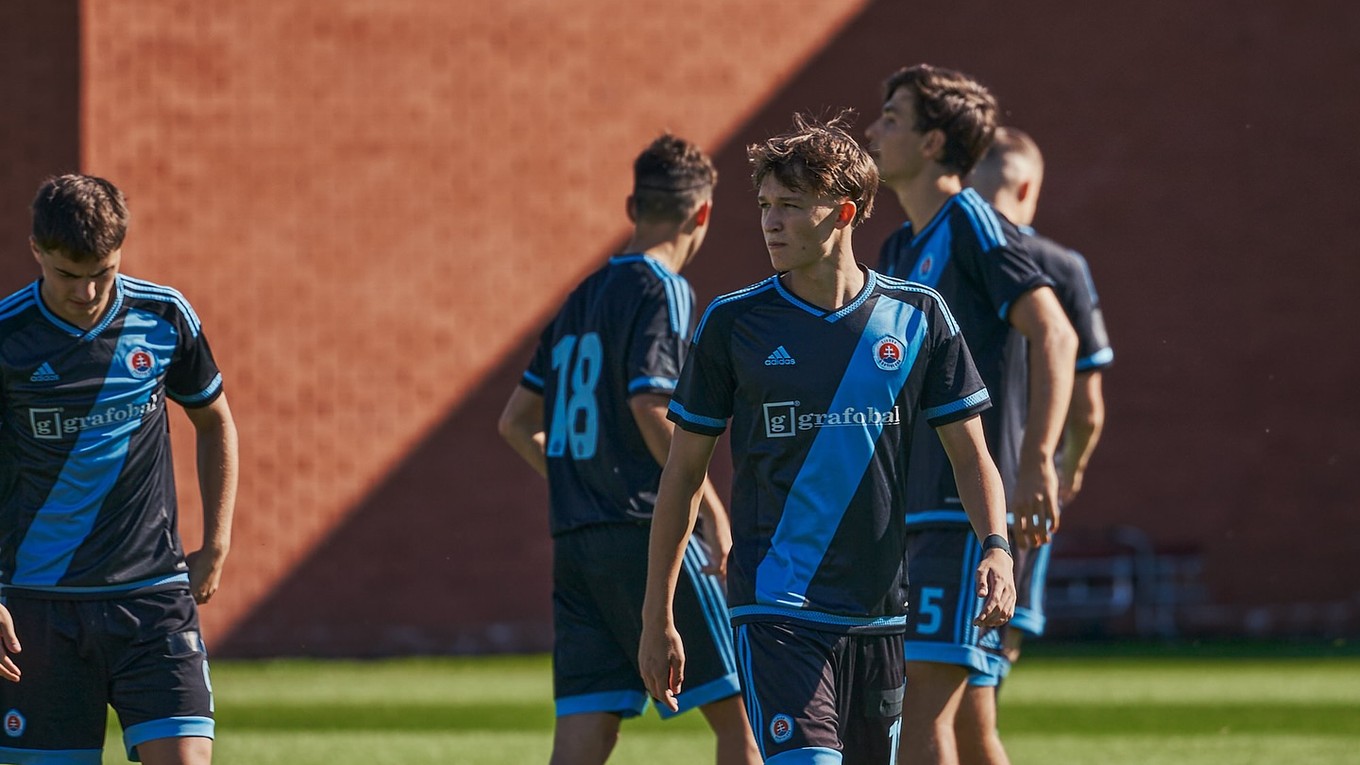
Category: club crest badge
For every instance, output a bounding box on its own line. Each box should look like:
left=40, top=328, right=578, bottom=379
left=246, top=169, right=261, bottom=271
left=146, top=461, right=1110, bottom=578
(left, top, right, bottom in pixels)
left=770, top=713, right=795, bottom=744
left=3, top=709, right=24, bottom=737
left=917, top=255, right=933, bottom=278
left=126, top=348, right=155, bottom=378
left=873, top=336, right=906, bottom=371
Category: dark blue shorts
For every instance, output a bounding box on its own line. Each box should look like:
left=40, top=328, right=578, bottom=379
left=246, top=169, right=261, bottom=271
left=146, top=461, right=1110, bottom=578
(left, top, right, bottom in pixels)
left=903, top=528, right=1009, bottom=683
left=735, top=621, right=903, bottom=763
left=552, top=523, right=739, bottom=719
left=0, top=588, right=214, bottom=764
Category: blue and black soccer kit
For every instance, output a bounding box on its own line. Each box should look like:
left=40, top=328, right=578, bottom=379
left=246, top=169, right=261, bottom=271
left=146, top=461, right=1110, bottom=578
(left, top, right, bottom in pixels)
left=0, top=275, right=222, bottom=762
left=520, top=253, right=739, bottom=719
left=879, top=188, right=1053, bottom=684
left=999, top=228, right=1114, bottom=639
left=669, top=269, right=989, bottom=762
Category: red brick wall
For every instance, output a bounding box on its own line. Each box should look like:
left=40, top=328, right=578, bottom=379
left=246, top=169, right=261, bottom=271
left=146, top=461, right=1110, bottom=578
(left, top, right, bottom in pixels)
left=1, top=0, right=1354, bottom=654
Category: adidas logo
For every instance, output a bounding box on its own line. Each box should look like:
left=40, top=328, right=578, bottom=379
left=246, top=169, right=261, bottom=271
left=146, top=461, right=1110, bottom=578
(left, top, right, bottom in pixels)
left=764, top=346, right=797, bottom=366
left=30, top=363, right=60, bottom=383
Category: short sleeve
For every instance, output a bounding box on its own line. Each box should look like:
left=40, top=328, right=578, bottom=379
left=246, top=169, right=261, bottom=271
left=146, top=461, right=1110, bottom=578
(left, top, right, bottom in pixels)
left=918, top=296, right=991, bottom=427
left=625, top=279, right=693, bottom=398
left=1059, top=251, right=1114, bottom=372
left=521, top=322, right=553, bottom=395
left=164, top=298, right=224, bottom=408
left=667, top=305, right=735, bottom=436
left=963, top=236, right=1053, bottom=323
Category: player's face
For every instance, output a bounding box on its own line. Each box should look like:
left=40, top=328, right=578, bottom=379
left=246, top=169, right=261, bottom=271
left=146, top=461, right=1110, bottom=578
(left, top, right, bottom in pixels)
left=758, top=175, right=843, bottom=273
left=866, top=87, right=930, bottom=185
left=32, top=244, right=121, bottom=329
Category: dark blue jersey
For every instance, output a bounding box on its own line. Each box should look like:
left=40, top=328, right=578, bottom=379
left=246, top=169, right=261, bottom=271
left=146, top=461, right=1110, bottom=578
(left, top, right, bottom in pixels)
left=0, top=275, right=223, bottom=596
left=995, top=227, right=1114, bottom=490
left=668, top=269, right=990, bottom=634
left=522, top=254, right=695, bottom=536
left=877, top=188, right=1052, bottom=528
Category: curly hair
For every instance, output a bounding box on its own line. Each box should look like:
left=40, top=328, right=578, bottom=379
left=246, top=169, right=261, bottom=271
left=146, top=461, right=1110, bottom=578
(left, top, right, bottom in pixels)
left=747, top=110, right=878, bottom=227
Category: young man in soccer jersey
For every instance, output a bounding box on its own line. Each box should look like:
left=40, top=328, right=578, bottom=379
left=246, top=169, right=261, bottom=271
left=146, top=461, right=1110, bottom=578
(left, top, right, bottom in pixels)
left=951, top=126, right=1114, bottom=763
left=865, top=66, right=1079, bottom=765
left=498, top=135, right=759, bottom=765
left=0, top=175, right=238, bottom=765
left=639, top=112, right=1015, bottom=764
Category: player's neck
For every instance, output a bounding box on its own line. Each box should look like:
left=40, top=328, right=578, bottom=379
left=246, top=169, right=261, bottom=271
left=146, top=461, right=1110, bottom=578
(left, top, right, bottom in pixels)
left=893, top=171, right=962, bottom=230
left=781, top=246, right=864, bottom=312
left=624, top=229, right=688, bottom=274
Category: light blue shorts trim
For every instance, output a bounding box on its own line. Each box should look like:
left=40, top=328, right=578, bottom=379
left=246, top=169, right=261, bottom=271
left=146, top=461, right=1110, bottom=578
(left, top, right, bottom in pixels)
left=123, top=716, right=214, bottom=761
left=555, top=690, right=649, bottom=719
left=0, top=746, right=101, bottom=765
left=657, top=672, right=743, bottom=719
left=766, top=746, right=843, bottom=764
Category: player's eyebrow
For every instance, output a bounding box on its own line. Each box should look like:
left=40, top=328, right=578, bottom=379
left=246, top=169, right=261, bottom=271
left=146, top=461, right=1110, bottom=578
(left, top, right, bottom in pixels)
left=55, top=265, right=112, bottom=278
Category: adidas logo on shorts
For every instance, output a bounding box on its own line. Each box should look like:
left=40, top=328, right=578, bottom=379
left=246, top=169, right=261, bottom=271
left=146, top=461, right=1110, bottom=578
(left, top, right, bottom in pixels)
left=764, top=346, right=797, bottom=366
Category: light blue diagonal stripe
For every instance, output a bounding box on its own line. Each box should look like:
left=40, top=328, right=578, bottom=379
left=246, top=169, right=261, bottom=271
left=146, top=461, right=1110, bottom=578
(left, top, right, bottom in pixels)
left=754, top=299, right=926, bottom=608
left=14, top=310, right=168, bottom=584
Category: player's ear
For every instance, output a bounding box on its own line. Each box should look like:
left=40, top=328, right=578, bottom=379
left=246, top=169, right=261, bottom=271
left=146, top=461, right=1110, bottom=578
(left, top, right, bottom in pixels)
left=694, top=200, right=711, bottom=227
left=625, top=195, right=639, bottom=224
left=1016, top=180, right=1033, bottom=205
left=29, top=237, right=43, bottom=265
left=835, top=201, right=856, bottom=227
left=922, top=128, right=946, bottom=163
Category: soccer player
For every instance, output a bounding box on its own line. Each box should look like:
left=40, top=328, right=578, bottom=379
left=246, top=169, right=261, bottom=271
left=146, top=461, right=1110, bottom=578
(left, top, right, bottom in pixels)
left=866, top=65, right=1079, bottom=765
left=953, top=126, right=1114, bottom=762
left=639, top=112, right=1015, bottom=765
left=0, top=174, right=238, bottom=765
left=498, top=134, right=758, bottom=765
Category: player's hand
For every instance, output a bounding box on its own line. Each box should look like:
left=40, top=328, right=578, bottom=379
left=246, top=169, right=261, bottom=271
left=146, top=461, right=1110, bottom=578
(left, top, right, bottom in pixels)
left=638, top=620, right=685, bottom=713
left=1012, top=458, right=1060, bottom=549
left=973, top=549, right=1016, bottom=628
left=186, top=546, right=229, bottom=605
left=0, top=603, right=21, bottom=682
left=1058, top=467, right=1084, bottom=508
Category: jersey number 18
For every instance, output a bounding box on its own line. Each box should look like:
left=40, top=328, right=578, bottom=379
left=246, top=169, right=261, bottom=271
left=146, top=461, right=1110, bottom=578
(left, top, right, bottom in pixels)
left=546, top=332, right=602, bottom=460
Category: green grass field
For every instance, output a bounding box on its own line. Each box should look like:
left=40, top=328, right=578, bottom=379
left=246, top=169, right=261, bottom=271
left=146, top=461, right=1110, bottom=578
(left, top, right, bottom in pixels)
left=99, top=641, right=1360, bottom=764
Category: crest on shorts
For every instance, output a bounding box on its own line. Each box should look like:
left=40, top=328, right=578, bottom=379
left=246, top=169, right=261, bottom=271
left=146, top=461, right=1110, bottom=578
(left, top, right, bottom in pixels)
left=3, top=709, right=24, bottom=737
left=873, top=336, right=906, bottom=371
left=126, top=347, right=156, bottom=379
left=770, top=713, right=795, bottom=744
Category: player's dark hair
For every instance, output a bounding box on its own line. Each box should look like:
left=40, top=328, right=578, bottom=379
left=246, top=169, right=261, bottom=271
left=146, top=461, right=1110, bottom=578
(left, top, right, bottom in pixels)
left=747, top=110, right=878, bottom=227
left=631, top=134, right=717, bottom=223
left=31, top=174, right=129, bottom=262
left=882, top=64, right=999, bottom=176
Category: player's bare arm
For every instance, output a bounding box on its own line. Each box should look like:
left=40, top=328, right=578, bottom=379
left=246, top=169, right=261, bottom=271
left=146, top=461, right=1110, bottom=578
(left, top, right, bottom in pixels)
left=630, top=392, right=733, bottom=577
left=1060, top=370, right=1106, bottom=506
left=936, top=414, right=1015, bottom=627
left=639, top=427, right=718, bottom=713
left=184, top=392, right=239, bottom=606
left=1007, top=286, right=1078, bottom=547
left=497, top=385, right=547, bottom=478
left=0, top=603, right=20, bottom=683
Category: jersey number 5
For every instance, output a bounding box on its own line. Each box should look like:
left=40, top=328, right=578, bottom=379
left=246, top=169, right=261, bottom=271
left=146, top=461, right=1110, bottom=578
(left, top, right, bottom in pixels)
left=546, top=332, right=602, bottom=460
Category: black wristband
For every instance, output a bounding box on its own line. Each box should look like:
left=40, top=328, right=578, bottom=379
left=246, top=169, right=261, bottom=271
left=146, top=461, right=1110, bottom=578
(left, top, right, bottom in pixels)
left=982, top=533, right=1012, bottom=556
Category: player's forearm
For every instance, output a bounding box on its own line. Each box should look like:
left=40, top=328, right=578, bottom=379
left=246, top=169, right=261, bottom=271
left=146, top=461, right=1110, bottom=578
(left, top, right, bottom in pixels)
left=1060, top=372, right=1105, bottom=483
left=1020, top=318, right=1077, bottom=468
left=196, top=411, right=239, bottom=558
left=643, top=432, right=717, bottom=625
left=501, top=428, right=548, bottom=478
left=938, top=418, right=1009, bottom=540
